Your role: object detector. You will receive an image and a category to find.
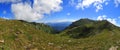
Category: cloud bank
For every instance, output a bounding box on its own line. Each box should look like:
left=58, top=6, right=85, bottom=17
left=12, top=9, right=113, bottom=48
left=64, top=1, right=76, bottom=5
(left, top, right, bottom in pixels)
left=11, top=0, right=63, bottom=22
left=0, top=0, right=63, bottom=22
left=76, top=0, right=108, bottom=12
left=114, top=0, right=120, bottom=7
left=69, top=0, right=120, bottom=12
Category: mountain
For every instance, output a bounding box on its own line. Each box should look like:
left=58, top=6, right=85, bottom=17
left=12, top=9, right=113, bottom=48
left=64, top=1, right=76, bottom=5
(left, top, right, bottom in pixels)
left=0, top=19, right=57, bottom=50
left=46, top=22, right=72, bottom=31
left=19, top=20, right=55, bottom=34
left=59, top=18, right=120, bottom=49
left=1, top=18, right=120, bottom=50
left=61, top=18, right=120, bottom=38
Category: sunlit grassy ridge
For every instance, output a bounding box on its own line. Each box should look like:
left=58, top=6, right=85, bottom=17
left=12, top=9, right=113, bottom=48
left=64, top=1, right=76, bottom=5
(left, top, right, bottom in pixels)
left=61, top=19, right=119, bottom=38
left=0, top=18, right=120, bottom=50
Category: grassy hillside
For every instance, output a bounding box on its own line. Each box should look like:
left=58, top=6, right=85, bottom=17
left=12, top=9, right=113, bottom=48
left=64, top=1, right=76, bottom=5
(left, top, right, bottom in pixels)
left=60, top=19, right=120, bottom=50
left=0, top=19, right=66, bottom=50
left=0, top=18, right=120, bottom=50
left=62, top=18, right=119, bottom=38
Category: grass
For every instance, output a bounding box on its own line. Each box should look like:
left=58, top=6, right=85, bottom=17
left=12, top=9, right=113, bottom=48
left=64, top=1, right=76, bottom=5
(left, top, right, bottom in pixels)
left=0, top=18, right=120, bottom=50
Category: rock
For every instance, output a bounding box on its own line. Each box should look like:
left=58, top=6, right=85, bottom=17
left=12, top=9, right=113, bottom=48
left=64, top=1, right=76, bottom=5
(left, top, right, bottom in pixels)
left=57, top=46, right=62, bottom=49
left=48, top=42, right=54, bottom=46
left=109, top=46, right=119, bottom=50
left=16, top=31, right=22, bottom=34
left=0, top=40, right=4, bottom=43
left=68, top=40, right=72, bottom=42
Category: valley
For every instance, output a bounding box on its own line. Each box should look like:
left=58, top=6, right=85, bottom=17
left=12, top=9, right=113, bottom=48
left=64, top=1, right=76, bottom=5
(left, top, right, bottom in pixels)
left=0, top=18, right=120, bottom=50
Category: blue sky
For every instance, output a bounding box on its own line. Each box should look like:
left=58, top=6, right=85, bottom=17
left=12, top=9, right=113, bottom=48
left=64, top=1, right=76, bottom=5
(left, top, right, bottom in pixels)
left=0, top=0, right=120, bottom=26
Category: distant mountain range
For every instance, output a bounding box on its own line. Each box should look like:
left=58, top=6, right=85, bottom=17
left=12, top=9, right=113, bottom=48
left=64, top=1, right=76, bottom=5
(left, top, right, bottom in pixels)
left=46, top=22, right=72, bottom=31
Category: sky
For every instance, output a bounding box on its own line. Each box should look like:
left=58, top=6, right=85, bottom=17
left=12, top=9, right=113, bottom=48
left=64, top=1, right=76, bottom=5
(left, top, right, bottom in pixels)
left=0, top=0, right=120, bottom=26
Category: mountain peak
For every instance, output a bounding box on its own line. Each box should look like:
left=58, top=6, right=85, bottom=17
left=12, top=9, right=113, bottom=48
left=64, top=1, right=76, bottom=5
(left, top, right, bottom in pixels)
left=62, top=19, right=119, bottom=38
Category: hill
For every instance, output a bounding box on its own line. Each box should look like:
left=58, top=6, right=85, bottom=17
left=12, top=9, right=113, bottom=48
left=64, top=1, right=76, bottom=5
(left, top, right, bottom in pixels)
left=1, top=18, right=120, bottom=50
left=61, top=18, right=120, bottom=38
left=0, top=19, right=66, bottom=50
left=18, top=20, right=55, bottom=34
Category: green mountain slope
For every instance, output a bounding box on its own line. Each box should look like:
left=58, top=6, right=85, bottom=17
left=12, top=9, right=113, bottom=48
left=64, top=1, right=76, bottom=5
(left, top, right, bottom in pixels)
left=59, top=19, right=120, bottom=50
left=62, top=18, right=120, bottom=38
left=0, top=19, right=65, bottom=50
left=18, top=20, right=55, bottom=34
left=0, top=18, right=120, bottom=50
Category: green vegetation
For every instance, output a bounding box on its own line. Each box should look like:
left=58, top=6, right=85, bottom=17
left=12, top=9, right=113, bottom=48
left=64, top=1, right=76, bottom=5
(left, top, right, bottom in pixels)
left=0, top=18, right=120, bottom=50
left=61, top=19, right=119, bottom=38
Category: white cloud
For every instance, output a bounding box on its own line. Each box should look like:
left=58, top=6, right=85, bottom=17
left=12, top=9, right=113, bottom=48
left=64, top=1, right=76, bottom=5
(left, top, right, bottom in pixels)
left=67, top=13, right=71, bottom=16
left=114, top=0, right=120, bottom=7
left=0, top=16, right=10, bottom=19
left=95, top=4, right=103, bottom=12
left=97, top=15, right=117, bottom=25
left=105, top=2, right=108, bottom=5
left=3, top=10, right=7, bottom=14
left=12, top=3, right=42, bottom=22
left=33, top=0, right=62, bottom=14
left=97, top=15, right=107, bottom=20
left=118, top=16, right=120, bottom=19
left=75, top=0, right=108, bottom=12
left=107, top=18, right=117, bottom=25
left=0, top=0, right=22, bottom=3
left=70, top=0, right=120, bottom=12
left=12, top=0, right=63, bottom=22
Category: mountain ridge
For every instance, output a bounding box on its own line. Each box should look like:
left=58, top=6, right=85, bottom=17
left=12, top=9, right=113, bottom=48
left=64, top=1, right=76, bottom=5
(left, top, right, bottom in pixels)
left=0, top=18, right=120, bottom=50
left=61, top=18, right=120, bottom=38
